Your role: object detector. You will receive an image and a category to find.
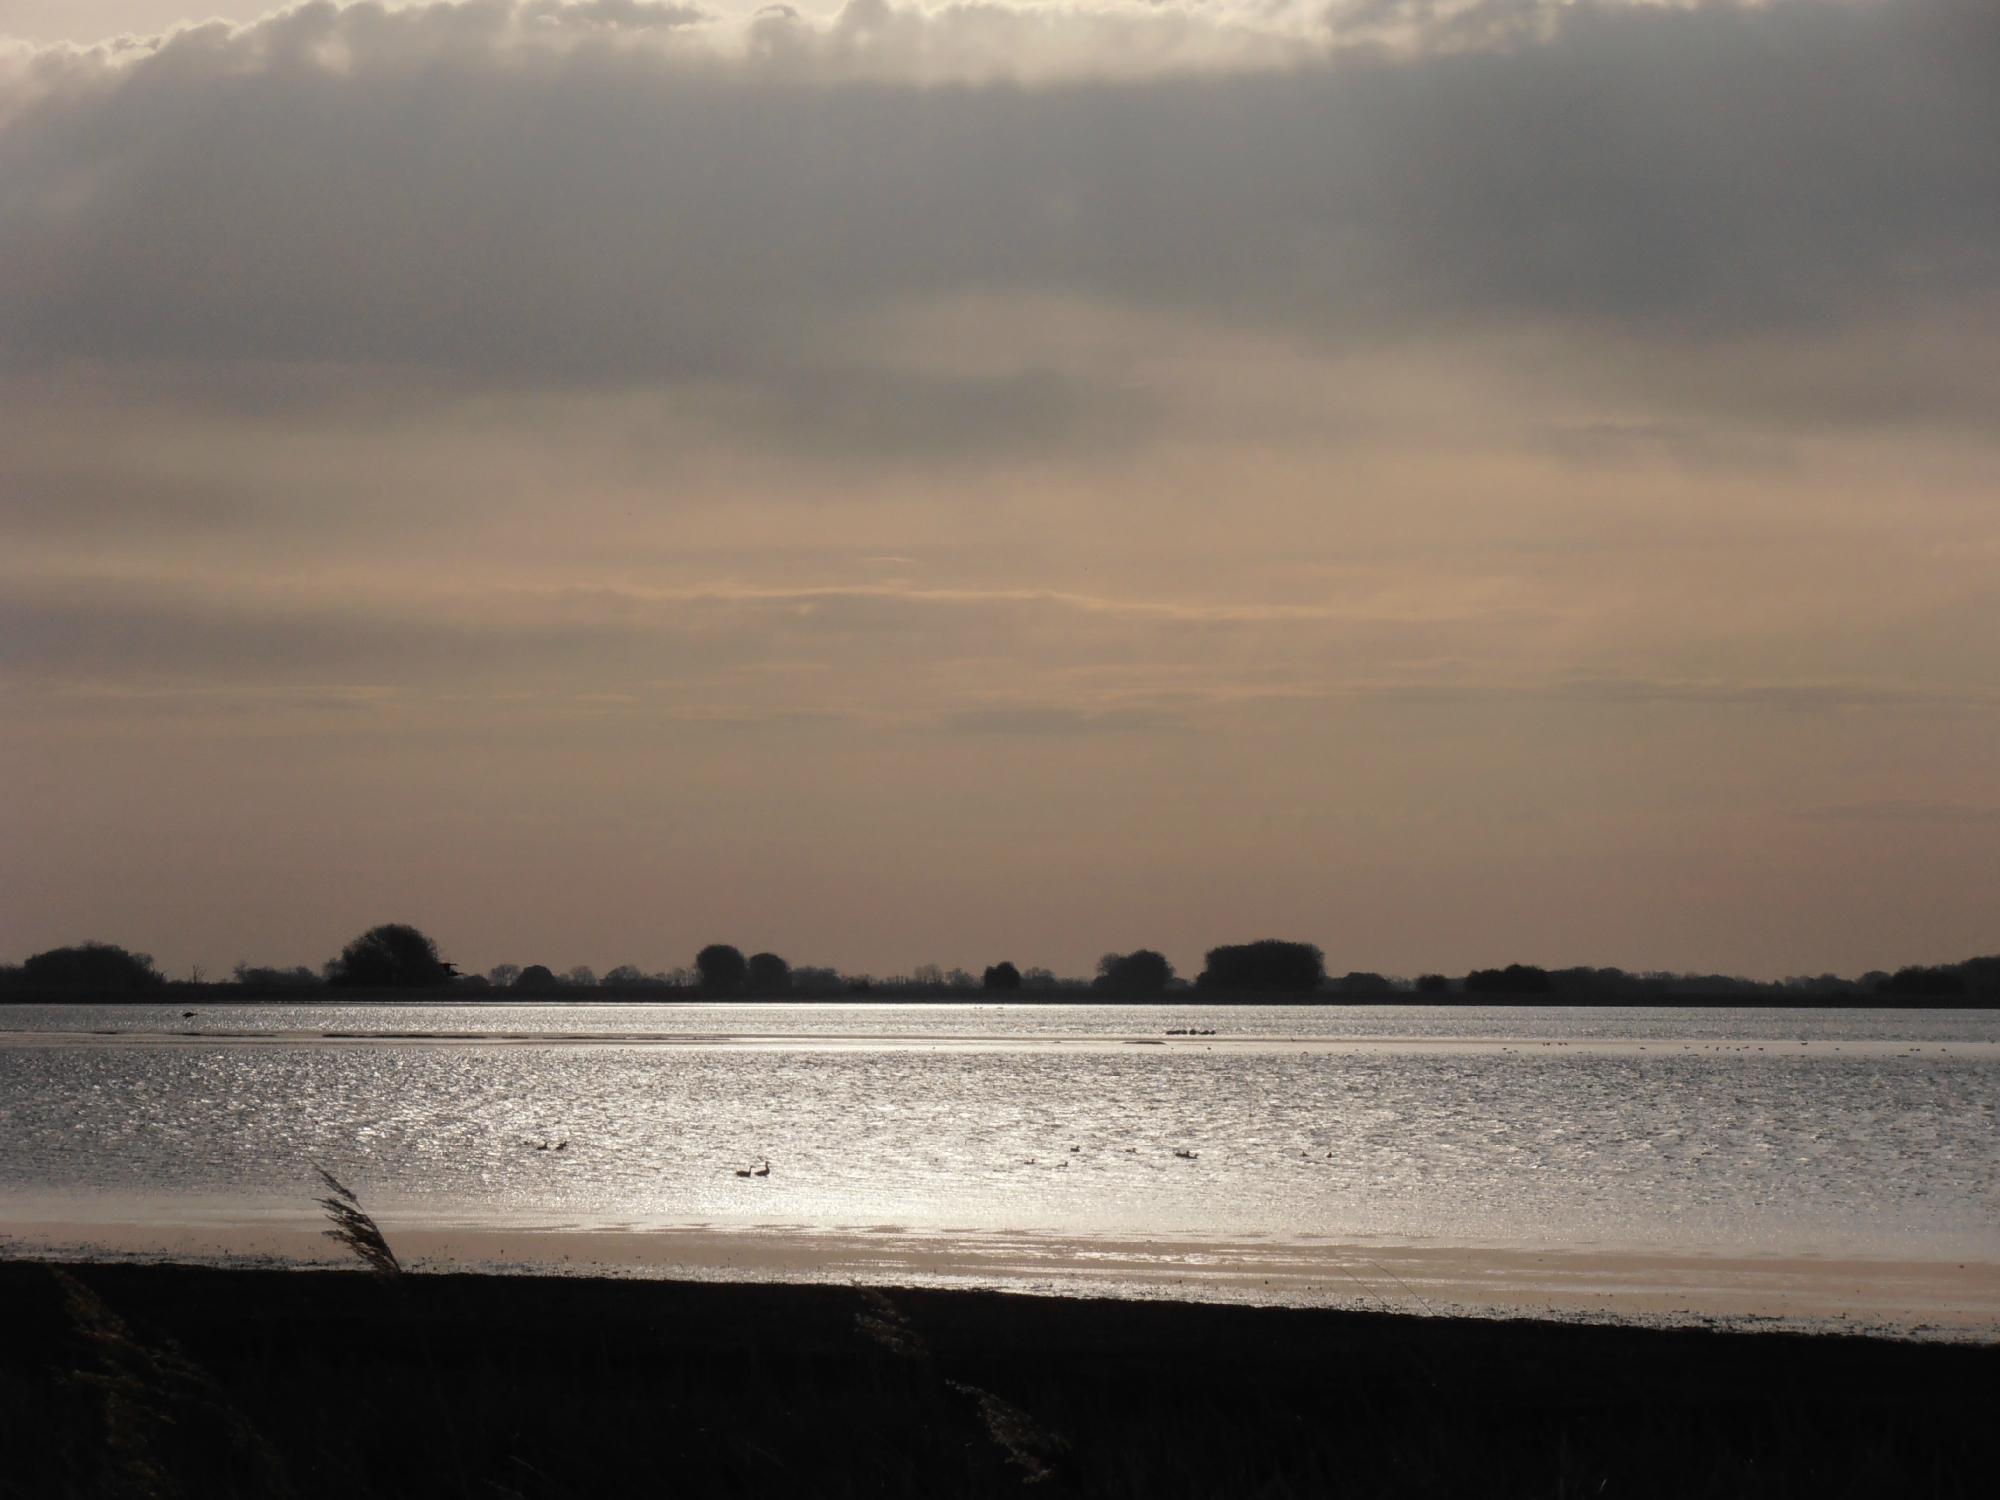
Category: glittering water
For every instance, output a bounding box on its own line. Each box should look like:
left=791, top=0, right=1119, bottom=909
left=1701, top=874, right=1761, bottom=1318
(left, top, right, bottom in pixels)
left=2, top=1004, right=1995, bottom=1260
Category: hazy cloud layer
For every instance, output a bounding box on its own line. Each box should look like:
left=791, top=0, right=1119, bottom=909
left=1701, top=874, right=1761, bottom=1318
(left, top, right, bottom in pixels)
left=1, top=1, right=1995, bottom=384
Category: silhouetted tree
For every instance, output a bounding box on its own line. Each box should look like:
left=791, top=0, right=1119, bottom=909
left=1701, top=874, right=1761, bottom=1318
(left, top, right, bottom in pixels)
left=326, top=925, right=454, bottom=988
left=1414, top=973, right=1453, bottom=995
left=232, top=964, right=322, bottom=990
left=1021, top=966, right=1058, bottom=991
left=1196, top=940, right=1325, bottom=993
left=697, top=944, right=748, bottom=995
left=516, top=964, right=558, bottom=990
left=1094, top=950, right=1174, bottom=998
left=1336, top=971, right=1391, bottom=996
left=747, top=952, right=792, bottom=995
left=982, top=961, right=1022, bottom=991
left=1550, top=967, right=1642, bottom=997
left=601, top=964, right=677, bottom=991
left=791, top=965, right=843, bottom=993
left=1962, top=956, right=2000, bottom=997
left=488, top=963, right=522, bottom=989
left=565, top=965, right=598, bottom=989
left=1875, top=964, right=1967, bottom=997
left=16, top=942, right=163, bottom=994
left=1784, top=973, right=1862, bottom=997
left=1464, top=964, right=1554, bottom=994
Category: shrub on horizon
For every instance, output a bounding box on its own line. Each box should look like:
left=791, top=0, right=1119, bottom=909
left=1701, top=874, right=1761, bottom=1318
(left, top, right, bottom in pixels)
left=233, top=964, right=323, bottom=989
left=697, top=944, right=748, bottom=995
left=1094, top=950, right=1174, bottom=998
left=982, top=961, right=1022, bottom=991
left=1195, top=940, right=1325, bottom=993
left=747, top=952, right=792, bottom=996
left=15, top=942, right=163, bottom=994
left=602, top=965, right=674, bottom=990
left=1876, top=964, right=1968, bottom=997
left=325, top=924, right=455, bottom=989
left=1463, top=964, right=1554, bottom=995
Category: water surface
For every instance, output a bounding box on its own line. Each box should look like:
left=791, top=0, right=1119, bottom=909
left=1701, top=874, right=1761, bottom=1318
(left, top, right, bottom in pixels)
left=4, top=1003, right=1993, bottom=1269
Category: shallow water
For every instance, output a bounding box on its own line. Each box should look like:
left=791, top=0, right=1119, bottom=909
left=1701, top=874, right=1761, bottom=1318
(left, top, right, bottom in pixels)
left=2, top=1003, right=1995, bottom=1264
left=6, top=998, right=1996, bottom=1044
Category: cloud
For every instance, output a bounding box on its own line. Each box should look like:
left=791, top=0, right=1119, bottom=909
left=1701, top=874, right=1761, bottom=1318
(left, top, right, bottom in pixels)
left=0, top=560, right=1573, bottom=746
left=936, top=703, right=1185, bottom=734
left=1534, top=677, right=2000, bottom=713
left=1804, top=801, right=2000, bottom=826
left=10, top=560, right=1992, bottom=745
left=0, top=0, right=1992, bottom=399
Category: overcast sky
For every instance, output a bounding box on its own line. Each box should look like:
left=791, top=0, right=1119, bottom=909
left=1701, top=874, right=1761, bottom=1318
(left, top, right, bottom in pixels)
left=2, top=1, right=1995, bottom=981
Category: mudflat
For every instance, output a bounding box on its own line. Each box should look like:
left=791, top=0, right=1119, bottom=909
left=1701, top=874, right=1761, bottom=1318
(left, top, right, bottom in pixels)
left=8, top=1215, right=1998, bottom=1338
left=3, top=1260, right=1994, bottom=1497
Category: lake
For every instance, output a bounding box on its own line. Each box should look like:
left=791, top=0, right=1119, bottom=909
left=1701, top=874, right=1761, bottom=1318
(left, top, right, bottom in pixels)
left=4, top=1002, right=1996, bottom=1334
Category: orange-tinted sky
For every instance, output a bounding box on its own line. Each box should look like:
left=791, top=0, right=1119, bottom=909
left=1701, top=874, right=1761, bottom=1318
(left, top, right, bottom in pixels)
left=2, top=2, right=1996, bottom=981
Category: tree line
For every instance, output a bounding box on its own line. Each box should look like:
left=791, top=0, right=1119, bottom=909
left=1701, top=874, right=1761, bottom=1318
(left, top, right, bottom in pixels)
left=3, top=928, right=1996, bottom=1003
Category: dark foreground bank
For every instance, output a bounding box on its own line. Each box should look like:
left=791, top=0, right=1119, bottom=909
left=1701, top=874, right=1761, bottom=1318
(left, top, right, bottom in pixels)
left=3, top=1262, right=1994, bottom=1499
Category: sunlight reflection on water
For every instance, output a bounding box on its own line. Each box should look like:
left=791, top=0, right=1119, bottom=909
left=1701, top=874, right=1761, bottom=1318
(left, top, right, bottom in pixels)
left=2, top=1004, right=1994, bottom=1259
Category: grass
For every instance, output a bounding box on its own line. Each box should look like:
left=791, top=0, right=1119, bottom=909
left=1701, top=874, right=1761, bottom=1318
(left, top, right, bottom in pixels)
left=2, top=1260, right=1994, bottom=1498
left=311, top=1167, right=401, bottom=1278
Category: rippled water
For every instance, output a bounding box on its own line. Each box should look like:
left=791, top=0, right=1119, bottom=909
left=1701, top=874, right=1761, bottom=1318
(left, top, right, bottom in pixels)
left=5, top=999, right=1996, bottom=1044
left=3, top=1003, right=1995, bottom=1263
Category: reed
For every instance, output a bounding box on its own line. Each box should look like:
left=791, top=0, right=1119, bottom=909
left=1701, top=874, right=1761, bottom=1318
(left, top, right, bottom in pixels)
left=312, top=1167, right=402, bottom=1277
left=10, top=1262, right=1992, bottom=1498
left=56, top=1268, right=297, bottom=1499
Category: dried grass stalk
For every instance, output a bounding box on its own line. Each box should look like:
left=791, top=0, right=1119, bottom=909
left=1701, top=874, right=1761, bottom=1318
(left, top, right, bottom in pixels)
left=57, top=1269, right=297, bottom=1500
left=313, top=1166, right=402, bottom=1276
left=947, top=1379, right=1072, bottom=1485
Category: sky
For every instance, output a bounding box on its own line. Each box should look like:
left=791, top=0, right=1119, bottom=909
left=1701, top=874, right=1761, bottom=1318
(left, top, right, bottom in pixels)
left=1, top=0, right=1996, bottom=982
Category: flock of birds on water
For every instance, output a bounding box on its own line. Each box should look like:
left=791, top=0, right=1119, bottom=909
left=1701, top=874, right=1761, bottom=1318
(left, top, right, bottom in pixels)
left=487, top=1021, right=1240, bottom=1180
left=180, top=1008, right=1943, bottom=1191
left=508, top=1139, right=1219, bottom=1177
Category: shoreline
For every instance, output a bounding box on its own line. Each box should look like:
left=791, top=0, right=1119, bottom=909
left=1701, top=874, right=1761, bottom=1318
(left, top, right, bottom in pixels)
left=7, top=1214, right=1995, bottom=1343
left=6, top=1258, right=1995, bottom=1497
left=9, top=990, right=1998, bottom=1007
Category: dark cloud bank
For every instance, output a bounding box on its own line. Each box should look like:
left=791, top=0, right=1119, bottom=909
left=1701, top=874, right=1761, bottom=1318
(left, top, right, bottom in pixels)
left=0, top=0, right=1994, bottom=385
